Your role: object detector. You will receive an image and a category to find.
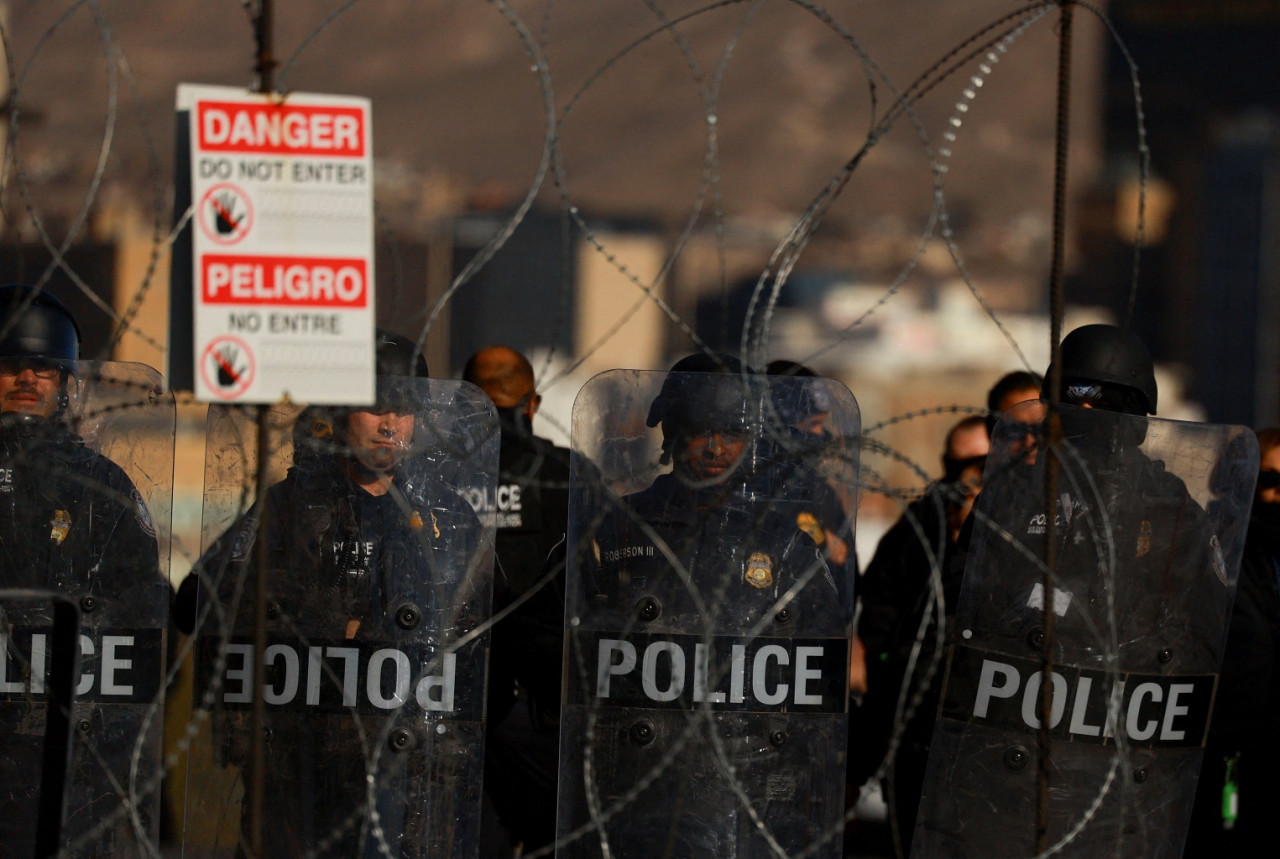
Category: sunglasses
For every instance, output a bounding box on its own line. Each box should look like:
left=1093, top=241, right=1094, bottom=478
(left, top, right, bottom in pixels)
left=1258, top=471, right=1280, bottom=491
left=0, top=357, right=61, bottom=379
left=1062, top=381, right=1133, bottom=412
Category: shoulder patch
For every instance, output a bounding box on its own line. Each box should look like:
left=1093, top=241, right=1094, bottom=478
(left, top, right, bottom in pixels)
left=230, top=526, right=256, bottom=561
left=1210, top=534, right=1228, bottom=586
left=795, top=511, right=826, bottom=546
left=133, top=487, right=156, bottom=538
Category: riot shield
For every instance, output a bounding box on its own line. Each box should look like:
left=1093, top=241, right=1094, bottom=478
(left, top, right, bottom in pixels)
left=0, top=361, right=175, bottom=856
left=911, top=403, right=1258, bottom=858
left=180, top=378, right=498, bottom=857
left=557, top=368, right=860, bottom=857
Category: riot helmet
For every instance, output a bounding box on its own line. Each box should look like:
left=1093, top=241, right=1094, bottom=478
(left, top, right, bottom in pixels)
left=647, top=353, right=759, bottom=483
left=370, top=329, right=429, bottom=413
left=0, top=284, right=81, bottom=422
left=375, top=330, right=429, bottom=378
left=0, top=284, right=80, bottom=369
left=1046, top=324, right=1157, bottom=416
left=766, top=360, right=834, bottom=439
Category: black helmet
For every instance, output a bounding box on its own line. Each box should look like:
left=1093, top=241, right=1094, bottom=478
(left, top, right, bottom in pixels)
left=1048, top=324, right=1157, bottom=415
left=0, top=284, right=80, bottom=369
left=375, top=330, right=429, bottom=378
left=646, top=353, right=753, bottom=434
left=372, top=330, right=429, bottom=411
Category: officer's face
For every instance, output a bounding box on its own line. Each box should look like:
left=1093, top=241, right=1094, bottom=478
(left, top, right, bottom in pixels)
left=0, top=359, right=61, bottom=417
left=1002, top=400, right=1047, bottom=465
left=346, top=408, right=415, bottom=472
left=948, top=462, right=984, bottom=540
left=794, top=411, right=831, bottom=437
left=683, top=430, right=747, bottom=481
left=1259, top=445, right=1280, bottom=506
left=996, top=386, right=1041, bottom=415
left=947, top=423, right=990, bottom=462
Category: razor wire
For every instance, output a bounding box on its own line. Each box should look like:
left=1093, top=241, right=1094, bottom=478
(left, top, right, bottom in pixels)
left=0, top=1, right=1216, bottom=857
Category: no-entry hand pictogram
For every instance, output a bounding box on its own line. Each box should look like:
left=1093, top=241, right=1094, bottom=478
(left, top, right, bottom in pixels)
left=198, top=183, right=254, bottom=245
left=200, top=335, right=255, bottom=399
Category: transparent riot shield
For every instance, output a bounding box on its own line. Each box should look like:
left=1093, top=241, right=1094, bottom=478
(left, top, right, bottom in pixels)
left=911, top=404, right=1258, bottom=858
left=180, top=378, right=498, bottom=858
left=0, top=361, right=175, bottom=856
left=557, top=368, right=860, bottom=857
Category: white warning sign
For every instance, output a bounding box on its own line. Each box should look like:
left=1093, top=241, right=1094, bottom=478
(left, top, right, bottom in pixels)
left=178, top=84, right=375, bottom=404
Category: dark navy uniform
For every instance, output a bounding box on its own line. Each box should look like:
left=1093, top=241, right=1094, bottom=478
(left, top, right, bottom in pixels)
left=179, top=448, right=485, bottom=857
left=913, top=408, right=1235, bottom=858
left=1187, top=497, right=1280, bottom=855
left=0, top=413, right=168, bottom=856
left=557, top=360, right=858, bottom=858
left=850, top=488, right=959, bottom=844
left=562, top=473, right=845, bottom=857
left=486, top=407, right=572, bottom=721
left=483, top=407, right=572, bottom=851
left=592, top=473, right=842, bottom=630
left=963, top=415, right=1222, bottom=672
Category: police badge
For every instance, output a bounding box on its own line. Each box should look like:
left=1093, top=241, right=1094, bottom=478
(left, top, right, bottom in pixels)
left=745, top=551, right=774, bottom=588
left=49, top=509, right=71, bottom=544
left=1136, top=519, right=1152, bottom=558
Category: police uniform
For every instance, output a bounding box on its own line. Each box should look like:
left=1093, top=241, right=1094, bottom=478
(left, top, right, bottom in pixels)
left=567, top=472, right=845, bottom=857
left=179, top=443, right=486, bottom=857
left=0, top=413, right=168, bottom=857
left=914, top=408, right=1229, bottom=858
left=486, top=407, right=572, bottom=721
left=556, top=359, right=856, bottom=857
left=850, top=487, right=961, bottom=847
left=0, top=281, right=171, bottom=857
left=1187, top=497, right=1280, bottom=855
left=482, top=406, right=572, bottom=851
left=964, top=416, right=1222, bottom=671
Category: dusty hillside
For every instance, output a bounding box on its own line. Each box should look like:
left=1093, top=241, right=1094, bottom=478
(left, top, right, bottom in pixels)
left=5, top=0, right=1102, bottom=251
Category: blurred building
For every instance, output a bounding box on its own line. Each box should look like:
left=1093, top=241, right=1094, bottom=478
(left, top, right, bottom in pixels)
left=1076, top=0, right=1280, bottom=427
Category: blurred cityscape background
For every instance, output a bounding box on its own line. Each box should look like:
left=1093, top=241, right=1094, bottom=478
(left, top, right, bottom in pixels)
left=0, top=0, right=1277, bottom=575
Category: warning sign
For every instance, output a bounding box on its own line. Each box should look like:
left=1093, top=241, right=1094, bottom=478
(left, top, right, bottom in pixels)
left=177, top=84, right=375, bottom=405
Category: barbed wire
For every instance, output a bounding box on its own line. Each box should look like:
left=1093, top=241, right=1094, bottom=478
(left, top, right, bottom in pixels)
left=0, top=2, right=1244, bottom=858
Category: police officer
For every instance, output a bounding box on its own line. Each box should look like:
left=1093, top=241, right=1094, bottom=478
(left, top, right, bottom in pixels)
left=852, top=413, right=990, bottom=851
left=911, top=324, right=1247, bottom=857
left=1187, top=427, right=1280, bottom=856
left=851, top=373, right=1035, bottom=848
left=598, top=354, right=844, bottom=627
left=0, top=284, right=169, bottom=855
left=984, top=370, right=1043, bottom=437
left=462, top=345, right=570, bottom=852
left=764, top=359, right=856, bottom=577
left=177, top=331, right=494, bottom=857
left=558, top=354, right=852, bottom=857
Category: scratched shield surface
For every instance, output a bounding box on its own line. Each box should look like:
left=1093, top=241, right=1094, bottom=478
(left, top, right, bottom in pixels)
left=180, top=378, right=497, bottom=857
left=0, top=361, right=175, bottom=856
left=557, top=368, right=860, bottom=857
left=911, top=404, right=1258, bottom=858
